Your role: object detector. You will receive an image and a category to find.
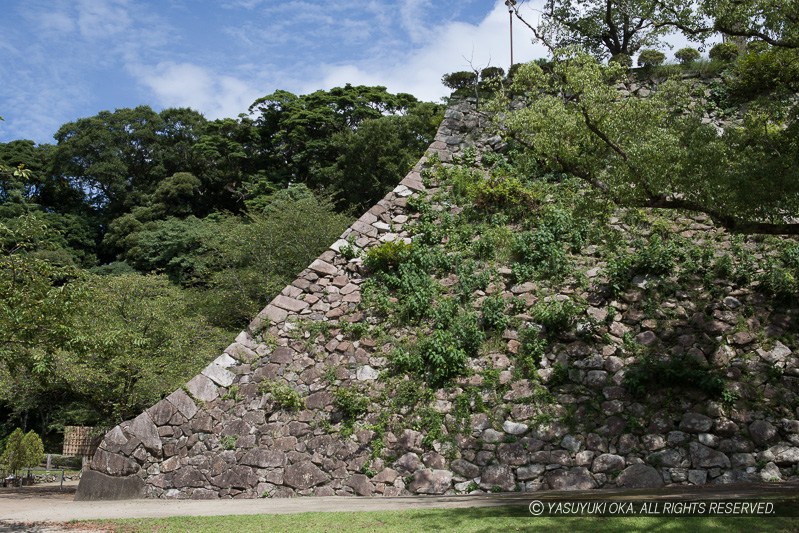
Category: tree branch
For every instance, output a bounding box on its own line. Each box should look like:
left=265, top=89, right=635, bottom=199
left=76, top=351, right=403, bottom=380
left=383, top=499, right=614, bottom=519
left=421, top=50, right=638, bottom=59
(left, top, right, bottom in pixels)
left=638, top=196, right=799, bottom=235
left=578, top=107, right=628, bottom=161
left=505, top=125, right=799, bottom=235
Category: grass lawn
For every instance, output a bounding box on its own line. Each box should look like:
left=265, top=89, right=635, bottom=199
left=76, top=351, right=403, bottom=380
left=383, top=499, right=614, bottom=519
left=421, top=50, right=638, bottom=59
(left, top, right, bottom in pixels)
left=74, top=507, right=799, bottom=532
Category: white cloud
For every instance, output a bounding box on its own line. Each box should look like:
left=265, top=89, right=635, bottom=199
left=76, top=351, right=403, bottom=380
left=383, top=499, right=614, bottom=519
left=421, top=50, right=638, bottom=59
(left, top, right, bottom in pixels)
left=128, top=61, right=262, bottom=119
left=76, top=0, right=132, bottom=39
left=306, top=2, right=549, bottom=102
left=399, top=0, right=432, bottom=44
left=37, top=11, right=76, bottom=34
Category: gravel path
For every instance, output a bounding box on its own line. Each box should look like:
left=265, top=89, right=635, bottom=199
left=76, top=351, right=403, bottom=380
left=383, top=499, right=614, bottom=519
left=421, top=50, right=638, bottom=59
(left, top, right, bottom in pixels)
left=1, top=480, right=797, bottom=531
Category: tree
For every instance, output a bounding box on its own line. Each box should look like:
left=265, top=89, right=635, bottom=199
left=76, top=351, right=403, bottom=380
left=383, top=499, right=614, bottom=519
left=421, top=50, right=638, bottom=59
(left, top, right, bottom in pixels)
left=480, top=67, right=506, bottom=81
left=65, top=273, right=228, bottom=423
left=0, top=156, right=34, bottom=216
left=638, top=49, right=666, bottom=67
left=0, top=214, right=88, bottom=436
left=327, top=102, right=443, bottom=210
left=194, top=186, right=352, bottom=328
left=0, top=215, right=83, bottom=376
left=441, top=71, right=479, bottom=92
left=248, top=85, right=436, bottom=210
left=703, top=0, right=799, bottom=48
left=0, top=428, right=44, bottom=477
left=500, top=51, right=799, bottom=234
left=51, top=107, right=217, bottom=228
left=510, top=0, right=698, bottom=59
left=52, top=106, right=165, bottom=218
left=675, top=47, right=701, bottom=63
left=709, top=41, right=740, bottom=61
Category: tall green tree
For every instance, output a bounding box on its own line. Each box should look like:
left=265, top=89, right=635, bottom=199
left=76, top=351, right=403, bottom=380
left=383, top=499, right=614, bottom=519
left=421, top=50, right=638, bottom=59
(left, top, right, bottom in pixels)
left=511, top=0, right=697, bottom=59
left=1, top=428, right=44, bottom=476
left=327, top=102, right=442, bottom=210
left=0, top=215, right=83, bottom=375
left=64, top=273, right=228, bottom=423
left=0, top=214, right=86, bottom=436
left=702, top=0, right=799, bottom=48
left=52, top=106, right=165, bottom=217
left=500, top=51, right=799, bottom=234
left=248, top=85, right=439, bottom=209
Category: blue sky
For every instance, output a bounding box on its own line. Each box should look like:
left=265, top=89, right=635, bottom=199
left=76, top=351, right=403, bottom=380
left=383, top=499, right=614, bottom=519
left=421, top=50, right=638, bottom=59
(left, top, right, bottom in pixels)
left=0, top=0, right=554, bottom=145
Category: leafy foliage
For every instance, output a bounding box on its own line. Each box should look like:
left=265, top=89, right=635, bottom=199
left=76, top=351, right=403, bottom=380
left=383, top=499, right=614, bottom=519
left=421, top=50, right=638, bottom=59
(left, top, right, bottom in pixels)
left=65, top=273, right=228, bottom=423
left=532, top=0, right=698, bottom=59
left=1, top=428, right=44, bottom=476
left=638, top=49, right=666, bottom=67
left=501, top=51, right=799, bottom=235
left=442, top=71, right=478, bottom=91
left=675, top=47, right=701, bottom=64
left=364, top=241, right=413, bottom=273
left=531, top=299, right=583, bottom=338
left=709, top=42, right=740, bottom=62
left=333, top=386, right=369, bottom=422
left=259, top=381, right=304, bottom=411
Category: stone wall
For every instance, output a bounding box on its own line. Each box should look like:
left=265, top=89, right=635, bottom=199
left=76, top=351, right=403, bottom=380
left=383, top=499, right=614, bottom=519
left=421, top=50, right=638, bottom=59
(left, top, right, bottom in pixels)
left=76, top=98, right=799, bottom=500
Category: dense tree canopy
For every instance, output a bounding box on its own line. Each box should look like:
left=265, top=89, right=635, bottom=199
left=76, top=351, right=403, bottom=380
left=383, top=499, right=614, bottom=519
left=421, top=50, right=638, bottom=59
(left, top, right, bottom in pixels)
left=499, top=48, right=799, bottom=234
left=511, top=0, right=698, bottom=59
left=496, top=0, right=799, bottom=234
left=249, top=84, right=441, bottom=209
left=702, top=0, right=799, bottom=48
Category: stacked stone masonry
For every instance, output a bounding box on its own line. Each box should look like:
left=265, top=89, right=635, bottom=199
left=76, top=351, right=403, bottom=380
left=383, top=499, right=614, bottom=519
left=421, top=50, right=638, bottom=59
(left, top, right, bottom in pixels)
left=77, top=98, right=799, bottom=500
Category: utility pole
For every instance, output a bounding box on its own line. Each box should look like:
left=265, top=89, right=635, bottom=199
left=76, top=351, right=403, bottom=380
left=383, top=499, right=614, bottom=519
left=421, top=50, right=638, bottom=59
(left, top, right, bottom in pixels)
left=505, top=0, right=516, bottom=69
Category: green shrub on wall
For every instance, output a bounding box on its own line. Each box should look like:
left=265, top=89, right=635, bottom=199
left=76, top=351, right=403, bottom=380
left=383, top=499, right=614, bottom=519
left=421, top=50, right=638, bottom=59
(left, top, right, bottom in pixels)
left=333, top=386, right=369, bottom=422
left=675, top=47, right=701, bottom=64
left=418, top=329, right=469, bottom=387
left=638, top=49, right=666, bottom=68
left=731, top=47, right=799, bottom=99
left=709, top=42, right=740, bottom=62
left=363, top=241, right=412, bottom=273
left=259, top=381, right=304, bottom=411
left=609, top=53, right=632, bottom=67
left=531, top=299, right=582, bottom=339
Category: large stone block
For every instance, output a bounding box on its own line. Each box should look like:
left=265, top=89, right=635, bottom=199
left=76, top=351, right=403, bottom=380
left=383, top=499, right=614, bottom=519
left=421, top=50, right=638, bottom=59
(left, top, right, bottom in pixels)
left=451, top=459, right=480, bottom=479
left=591, top=454, right=626, bottom=473
left=127, top=412, right=162, bottom=456
left=545, top=467, right=597, bottom=491
left=748, top=420, right=778, bottom=447
left=148, top=400, right=177, bottom=427
left=689, top=442, right=731, bottom=469
left=346, top=473, right=375, bottom=496
left=75, top=470, right=145, bottom=501
left=481, top=464, right=516, bottom=492
left=101, top=425, right=129, bottom=453
left=616, top=464, right=664, bottom=488
left=166, top=389, right=199, bottom=420
left=408, top=469, right=452, bottom=494
left=680, top=413, right=714, bottom=433
left=91, top=448, right=139, bottom=477
left=284, top=461, right=329, bottom=490
left=202, top=363, right=236, bottom=387
left=762, top=444, right=799, bottom=466
left=186, top=374, right=219, bottom=403
left=241, top=448, right=286, bottom=468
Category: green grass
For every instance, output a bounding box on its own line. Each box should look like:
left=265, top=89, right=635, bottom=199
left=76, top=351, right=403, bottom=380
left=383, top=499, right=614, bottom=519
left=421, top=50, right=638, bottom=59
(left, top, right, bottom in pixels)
left=74, top=507, right=799, bottom=533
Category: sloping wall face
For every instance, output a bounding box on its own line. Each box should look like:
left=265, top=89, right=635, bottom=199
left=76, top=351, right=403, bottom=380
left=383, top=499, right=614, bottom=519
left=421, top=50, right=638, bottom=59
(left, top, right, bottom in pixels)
left=77, top=95, right=799, bottom=501
left=77, top=100, right=499, bottom=499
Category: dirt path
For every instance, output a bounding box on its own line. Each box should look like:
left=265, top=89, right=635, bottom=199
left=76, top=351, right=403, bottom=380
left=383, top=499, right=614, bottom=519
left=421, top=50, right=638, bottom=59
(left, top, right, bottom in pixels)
left=1, top=481, right=797, bottom=529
